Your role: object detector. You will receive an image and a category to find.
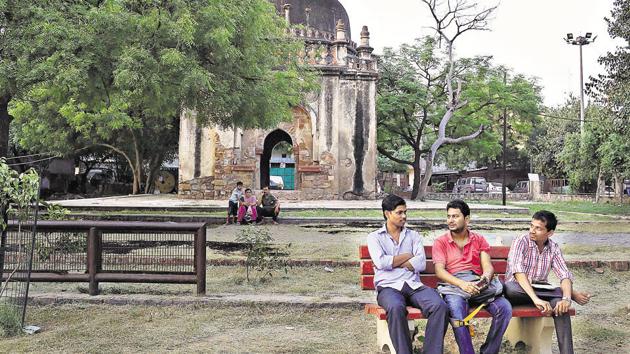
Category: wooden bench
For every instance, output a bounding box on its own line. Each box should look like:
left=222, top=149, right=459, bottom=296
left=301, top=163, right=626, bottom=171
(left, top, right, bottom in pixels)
left=360, top=245, right=575, bottom=354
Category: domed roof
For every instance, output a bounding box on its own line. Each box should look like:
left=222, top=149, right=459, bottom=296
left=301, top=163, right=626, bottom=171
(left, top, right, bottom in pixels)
left=271, top=0, right=351, bottom=38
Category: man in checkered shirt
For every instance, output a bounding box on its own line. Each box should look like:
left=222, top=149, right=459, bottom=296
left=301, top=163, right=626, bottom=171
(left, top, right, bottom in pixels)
left=504, top=210, right=591, bottom=354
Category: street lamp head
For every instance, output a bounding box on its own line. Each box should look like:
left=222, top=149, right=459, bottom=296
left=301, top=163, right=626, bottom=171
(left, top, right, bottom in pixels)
left=585, top=32, right=592, bottom=38
left=566, top=33, right=574, bottom=40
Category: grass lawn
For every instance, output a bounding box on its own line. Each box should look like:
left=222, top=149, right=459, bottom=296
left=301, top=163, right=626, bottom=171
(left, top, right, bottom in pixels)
left=77, top=205, right=626, bottom=223
left=510, top=201, right=630, bottom=216
left=4, top=268, right=629, bottom=353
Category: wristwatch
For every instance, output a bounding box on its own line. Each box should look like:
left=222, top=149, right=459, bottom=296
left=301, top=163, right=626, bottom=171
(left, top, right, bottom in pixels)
left=561, top=296, right=572, bottom=305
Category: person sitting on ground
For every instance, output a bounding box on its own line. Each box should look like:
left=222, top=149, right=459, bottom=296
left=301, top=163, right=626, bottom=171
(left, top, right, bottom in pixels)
left=367, top=194, right=448, bottom=354
left=256, top=186, right=280, bottom=224
left=237, top=188, right=258, bottom=224
left=433, top=199, right=512, bottom=354
left=225, top=181, right=243, bottom=225
left=504, top=210, right=591, bottom=354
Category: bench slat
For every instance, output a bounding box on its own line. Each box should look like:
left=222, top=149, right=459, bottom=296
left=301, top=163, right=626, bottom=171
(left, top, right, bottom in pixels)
left=360, top=260, right=508, bottom=275
left=361, top=274, right=507, bottom=290
left=365, top=304, right=575, bottom=321
left=359, top=245, right=510, bottom=260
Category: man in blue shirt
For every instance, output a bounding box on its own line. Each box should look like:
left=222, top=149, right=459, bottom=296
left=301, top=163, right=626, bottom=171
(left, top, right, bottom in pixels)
left=367, top=194, right=448, bottom=354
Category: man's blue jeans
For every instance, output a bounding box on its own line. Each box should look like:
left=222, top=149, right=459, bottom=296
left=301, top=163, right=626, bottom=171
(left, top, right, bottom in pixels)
left=444, top=294, right=512, bottom=354
left=377, top=283, right=449, bottom=354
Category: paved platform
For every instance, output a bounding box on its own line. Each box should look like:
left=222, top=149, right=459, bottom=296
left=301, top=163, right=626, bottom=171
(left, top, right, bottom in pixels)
left=52, top=194, right=529, bottom=213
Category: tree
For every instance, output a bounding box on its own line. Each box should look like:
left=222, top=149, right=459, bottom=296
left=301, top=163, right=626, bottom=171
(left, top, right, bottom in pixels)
left=8, top=0, right=314, bottom=193
left=528, top=97, right=581, bottom=179
left=584, top=0, right=630, bottom=199
left=377, top=21, right=541, bottom=199
left=558, top=103, right=629, bottom=199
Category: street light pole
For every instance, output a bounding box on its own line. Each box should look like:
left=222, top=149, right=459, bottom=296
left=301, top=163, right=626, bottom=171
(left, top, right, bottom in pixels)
left=502, top=71, right=507, bottom=206
left=564, top=32, right=596, bottom=134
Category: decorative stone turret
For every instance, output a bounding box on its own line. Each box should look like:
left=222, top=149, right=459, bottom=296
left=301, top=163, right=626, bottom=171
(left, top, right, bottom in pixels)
left=335, top=19, right=347, bottom=42
left=357, top=25, right=376, bottom=71
left=305, top=7, right=311, bottom=28
left=283, top=4, right=291, bottom=23
left=333, top=19, right=348, bottom=65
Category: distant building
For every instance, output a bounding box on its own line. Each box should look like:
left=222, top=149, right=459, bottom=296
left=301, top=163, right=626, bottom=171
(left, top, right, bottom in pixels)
left=178, top=0, right=378, bottom=200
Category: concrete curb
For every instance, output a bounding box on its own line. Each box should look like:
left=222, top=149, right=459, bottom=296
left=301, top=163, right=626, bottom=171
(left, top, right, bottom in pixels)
left=16, top=258, right=619, bottom=270
left=205, top=259, right=630, bottom=271
left=28, top=292, right=373, bottom=309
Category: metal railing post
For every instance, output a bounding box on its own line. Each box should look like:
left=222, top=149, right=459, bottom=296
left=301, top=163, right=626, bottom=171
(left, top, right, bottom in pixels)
left=194, top=226, right=206, bottom=296
left=87, top=227, right=101, bottom=295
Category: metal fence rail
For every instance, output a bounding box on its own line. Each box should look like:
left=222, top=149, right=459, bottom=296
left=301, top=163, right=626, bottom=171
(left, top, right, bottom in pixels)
left=1, top=221, right=207, bottom=296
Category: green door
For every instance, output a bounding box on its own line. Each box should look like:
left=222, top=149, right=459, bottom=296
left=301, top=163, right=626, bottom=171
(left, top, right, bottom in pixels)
left=270, top=166, right=295, bottom=190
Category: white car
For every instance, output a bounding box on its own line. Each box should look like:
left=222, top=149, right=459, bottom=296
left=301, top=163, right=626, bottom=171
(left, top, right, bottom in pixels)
left=487, top=182, right=509, bottom=193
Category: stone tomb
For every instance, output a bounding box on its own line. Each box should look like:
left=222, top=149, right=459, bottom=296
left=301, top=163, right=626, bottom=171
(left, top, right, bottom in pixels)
left=178, top=1, right=378, bottom=200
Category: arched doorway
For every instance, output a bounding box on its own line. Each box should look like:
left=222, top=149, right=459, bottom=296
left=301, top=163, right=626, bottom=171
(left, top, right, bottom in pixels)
left=261, top=129, right=295, bottom=190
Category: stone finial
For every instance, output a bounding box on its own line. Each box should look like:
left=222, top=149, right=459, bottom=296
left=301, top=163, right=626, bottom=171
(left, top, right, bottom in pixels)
left=305, top=7, right=311, bottom=28
left=360, top=26, right=370, bottom=47
left=283, top=4, right=291, bottom=23
left=335, top=19, right=346, bottom=41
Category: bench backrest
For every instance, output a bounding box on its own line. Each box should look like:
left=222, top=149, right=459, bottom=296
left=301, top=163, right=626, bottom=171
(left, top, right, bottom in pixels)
left=359, top=245, right=510, bottom=290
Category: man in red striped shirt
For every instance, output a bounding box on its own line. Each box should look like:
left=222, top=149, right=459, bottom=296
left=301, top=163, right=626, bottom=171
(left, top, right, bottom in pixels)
left=504, top=210, right=591, bottom=354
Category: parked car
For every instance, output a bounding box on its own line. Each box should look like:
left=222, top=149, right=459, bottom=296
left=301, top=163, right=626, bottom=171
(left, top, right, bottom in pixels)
left=452, top=177, right=488, bottom=193
left=600, top=185, right=615, bottom=197
left=513, top=180, right=529, bottom=193
left=487, top=181, right=509, bottom=194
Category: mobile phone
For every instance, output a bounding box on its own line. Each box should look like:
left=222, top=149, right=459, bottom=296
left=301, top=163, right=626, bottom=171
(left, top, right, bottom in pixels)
left=475, top=277, right=488, bottom=289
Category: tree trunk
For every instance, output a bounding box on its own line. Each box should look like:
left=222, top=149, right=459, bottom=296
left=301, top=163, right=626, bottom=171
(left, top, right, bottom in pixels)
left=410, top=158, right=422, bottom=200
left=595, top=168, right=604, bottom=203
left=613, top=174, right=623, bottom=202
left=0, top=95, right=12, bottom=158
left=144, top=153, right=164, bottom=194
left=417, top=155, right=434, bottom=201
left=131, top=131, right=143, bottom=194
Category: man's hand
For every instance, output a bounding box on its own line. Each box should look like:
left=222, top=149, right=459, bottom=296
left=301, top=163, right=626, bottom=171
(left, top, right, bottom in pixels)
left=533, top=298, right=552, bottom=315
left=572, top=291, right=591, bottom=305
left=554, top=298, right=571, bottom=316
left=459, top=281, right=480, bottom=295
left=402, top=261, right=415, bottom=271
left=392, top=253, right=413, bottom=268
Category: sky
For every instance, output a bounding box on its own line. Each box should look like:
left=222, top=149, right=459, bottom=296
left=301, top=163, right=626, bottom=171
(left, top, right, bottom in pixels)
left=338, top=0, right=624, bottom=107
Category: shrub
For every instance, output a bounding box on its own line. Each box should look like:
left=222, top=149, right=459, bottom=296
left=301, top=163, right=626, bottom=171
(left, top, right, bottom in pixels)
left=235, top=226, right=291, bottom=282
left=0, top=303, right=22, bottom=337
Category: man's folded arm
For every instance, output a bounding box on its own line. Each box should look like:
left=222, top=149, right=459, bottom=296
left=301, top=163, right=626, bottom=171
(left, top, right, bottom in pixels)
left=367, top=236, right=393, bottom=270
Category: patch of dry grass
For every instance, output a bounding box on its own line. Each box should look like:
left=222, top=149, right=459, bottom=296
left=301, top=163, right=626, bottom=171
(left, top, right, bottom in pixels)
left=3, top=304, right=376, bottom=353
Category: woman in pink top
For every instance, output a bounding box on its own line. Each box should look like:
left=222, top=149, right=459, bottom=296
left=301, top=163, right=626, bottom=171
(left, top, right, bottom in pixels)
left=237, top=188, right=258, bottom=224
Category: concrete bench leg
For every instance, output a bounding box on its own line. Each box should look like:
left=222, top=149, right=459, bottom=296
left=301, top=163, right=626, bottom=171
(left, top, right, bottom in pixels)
left=505, top=317, right=554, bottom=354
left=376, top=318, right=415, bottom=353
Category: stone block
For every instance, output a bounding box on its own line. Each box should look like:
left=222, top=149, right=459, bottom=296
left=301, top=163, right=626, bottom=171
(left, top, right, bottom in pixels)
left=610, top=261, right=629, bottom=271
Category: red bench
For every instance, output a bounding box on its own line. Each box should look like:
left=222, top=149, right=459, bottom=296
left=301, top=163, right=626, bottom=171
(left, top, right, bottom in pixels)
left=360, top=245, right=575, bottom=354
